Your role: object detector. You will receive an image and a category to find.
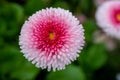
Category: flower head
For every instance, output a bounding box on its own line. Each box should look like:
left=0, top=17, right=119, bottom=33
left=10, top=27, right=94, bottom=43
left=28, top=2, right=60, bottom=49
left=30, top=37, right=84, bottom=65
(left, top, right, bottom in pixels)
left=95, top=1, right=120, bottom=39
left=19, top=8, right=85, bottom=71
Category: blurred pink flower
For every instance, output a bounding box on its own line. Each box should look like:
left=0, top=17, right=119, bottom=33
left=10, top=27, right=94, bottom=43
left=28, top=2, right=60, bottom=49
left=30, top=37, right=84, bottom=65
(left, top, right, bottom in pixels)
left=19, top=8, right=85, bottom=71
left=94, top=0, right=113, bottom=6
left=95, top=1, right=120, bottom=39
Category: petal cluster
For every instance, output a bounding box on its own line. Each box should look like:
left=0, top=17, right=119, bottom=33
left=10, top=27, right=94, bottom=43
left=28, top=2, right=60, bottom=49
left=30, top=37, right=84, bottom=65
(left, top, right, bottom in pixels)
left=19, top=8, right=85, bottom=71
left=95, top=1, right=120, bottom=39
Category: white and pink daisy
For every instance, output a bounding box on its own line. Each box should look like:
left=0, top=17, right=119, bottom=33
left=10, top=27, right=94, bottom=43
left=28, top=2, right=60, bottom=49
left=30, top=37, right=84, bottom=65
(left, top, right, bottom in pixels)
left=95, top=1, right=120, bottom=39
left=19, top=8, right=85, bottom=71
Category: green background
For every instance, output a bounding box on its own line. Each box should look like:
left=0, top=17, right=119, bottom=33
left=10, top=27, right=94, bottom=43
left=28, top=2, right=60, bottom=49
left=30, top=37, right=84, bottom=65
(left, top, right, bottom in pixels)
left=0, top=0, right=120, bottom=80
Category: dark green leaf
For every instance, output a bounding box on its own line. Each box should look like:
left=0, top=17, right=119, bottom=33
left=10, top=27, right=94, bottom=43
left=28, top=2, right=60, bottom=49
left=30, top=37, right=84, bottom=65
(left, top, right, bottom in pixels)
left=79, top=44, right=107, bottom=71
left=25, top=0, right=45, bottom=15
left=47, top=65, right=86, bottom=80
left=83, top=19, right=97, bottom=43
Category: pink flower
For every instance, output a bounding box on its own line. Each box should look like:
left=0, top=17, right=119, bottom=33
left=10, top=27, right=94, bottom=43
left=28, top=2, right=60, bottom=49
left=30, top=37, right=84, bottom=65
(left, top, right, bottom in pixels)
left=95, top=1, right=120, bottom=39
left=19, top=8, right=85, bottom=71
left=94, top=0, right=113, bottom=6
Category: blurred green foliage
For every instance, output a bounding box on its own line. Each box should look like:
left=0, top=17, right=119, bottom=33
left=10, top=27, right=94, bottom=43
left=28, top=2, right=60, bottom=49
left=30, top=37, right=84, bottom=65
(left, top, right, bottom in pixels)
left=0, top=0, right=120, bottom=80
left=47, top=65, right=86, bottom=80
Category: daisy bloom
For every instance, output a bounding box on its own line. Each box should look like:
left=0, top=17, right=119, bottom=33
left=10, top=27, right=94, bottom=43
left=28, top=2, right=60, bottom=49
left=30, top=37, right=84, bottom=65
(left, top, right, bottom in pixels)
left=95, top=1, right=120, bottom=39
left=19, top=8, right=85, bottom=71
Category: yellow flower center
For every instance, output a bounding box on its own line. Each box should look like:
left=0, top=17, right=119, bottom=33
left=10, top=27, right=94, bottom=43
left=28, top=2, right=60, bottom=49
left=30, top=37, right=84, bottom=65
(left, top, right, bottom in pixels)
left=49, top=32, right=55, bottom=40
left=116, top=13, right=120, bottom=21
